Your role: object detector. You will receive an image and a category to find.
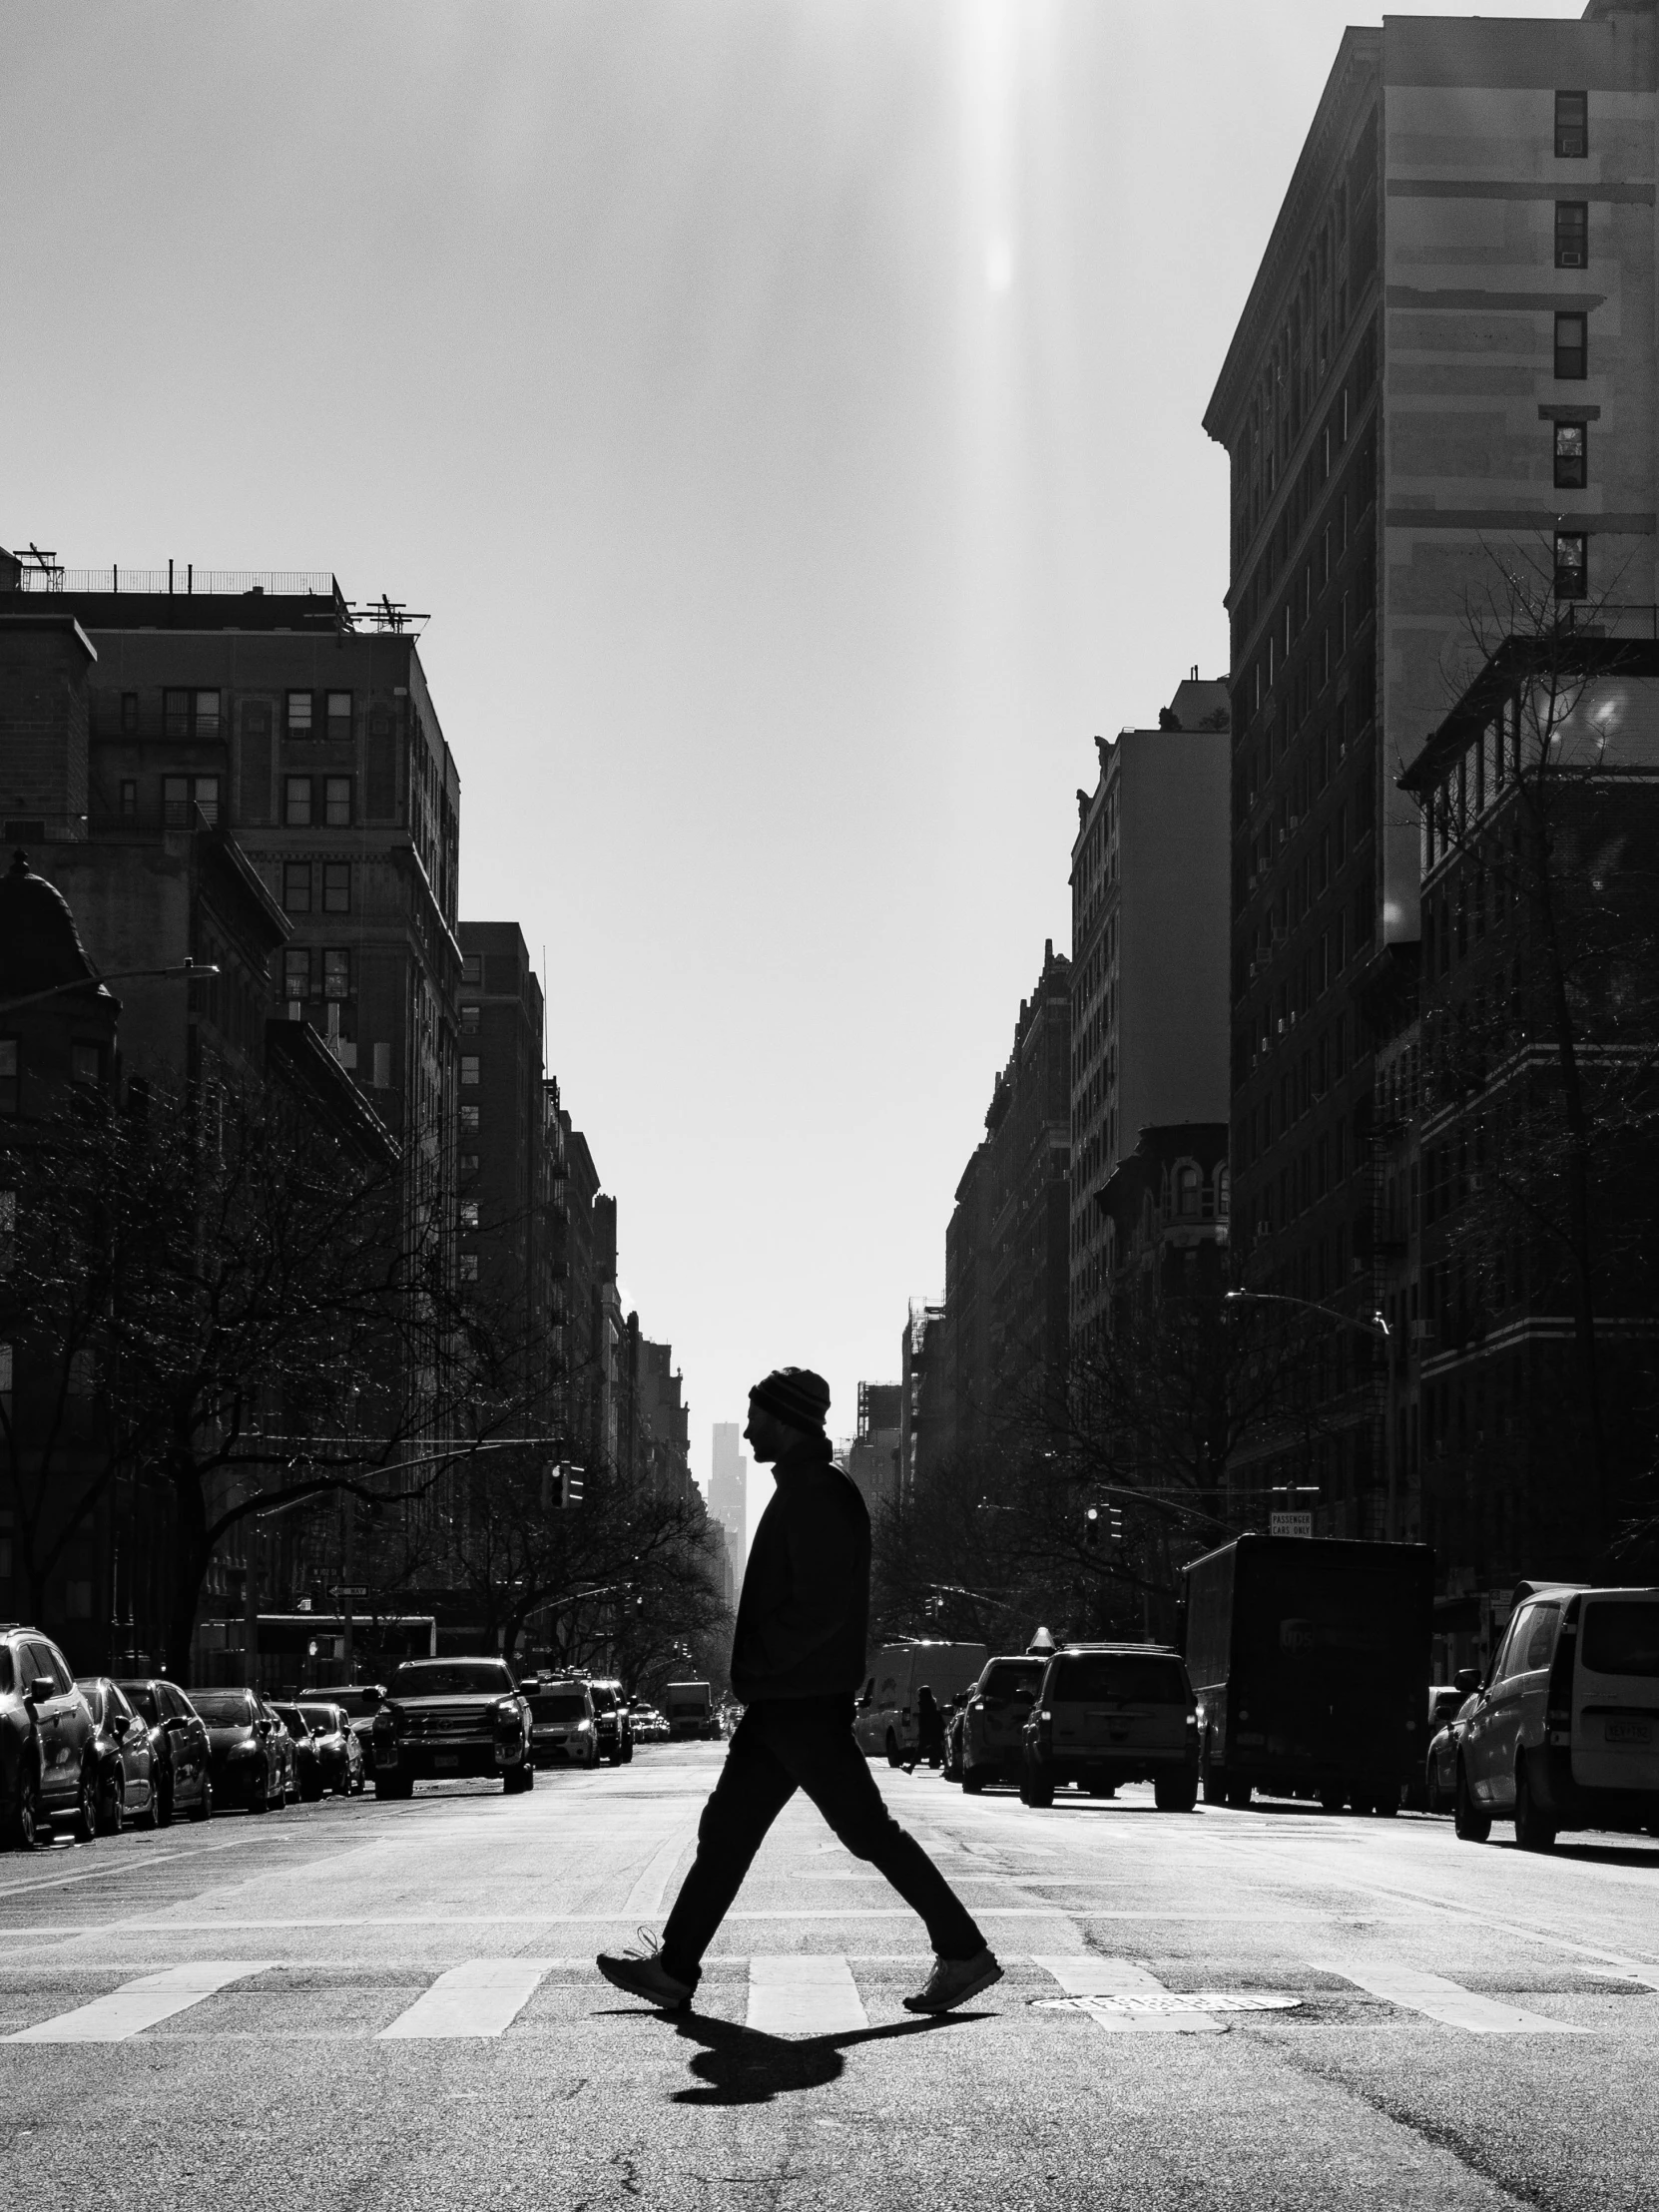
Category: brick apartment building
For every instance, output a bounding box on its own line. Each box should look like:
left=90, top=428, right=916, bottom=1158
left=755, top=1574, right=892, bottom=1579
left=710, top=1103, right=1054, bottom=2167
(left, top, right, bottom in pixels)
left=1204, top=6, right=1659, bottom=1543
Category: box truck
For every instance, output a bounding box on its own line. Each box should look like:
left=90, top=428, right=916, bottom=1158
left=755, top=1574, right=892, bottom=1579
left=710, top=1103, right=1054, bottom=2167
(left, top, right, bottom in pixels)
left=1183, top=1533, right=1434, bottom=1813
left=853, top=1640, right=989, bottom=1766
left=665, top=1681, right=715, bottom=1741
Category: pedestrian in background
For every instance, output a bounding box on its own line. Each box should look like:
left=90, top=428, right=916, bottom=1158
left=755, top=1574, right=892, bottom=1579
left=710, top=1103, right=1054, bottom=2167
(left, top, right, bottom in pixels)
left=905, top=1684, right=945, bottom=1774
left=598, top=1367, right=1001, bottom=2016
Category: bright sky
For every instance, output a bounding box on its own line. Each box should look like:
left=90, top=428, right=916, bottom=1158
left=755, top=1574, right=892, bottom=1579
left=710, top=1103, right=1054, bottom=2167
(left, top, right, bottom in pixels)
left=2, top=1, right=1577, bottom=1546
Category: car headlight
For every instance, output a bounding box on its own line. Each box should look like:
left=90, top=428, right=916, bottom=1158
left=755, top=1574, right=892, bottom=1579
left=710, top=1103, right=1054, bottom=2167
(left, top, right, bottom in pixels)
left=495, top=1700, right=521, bottom=1727
left=574, top=1719, right=591, bottom=1733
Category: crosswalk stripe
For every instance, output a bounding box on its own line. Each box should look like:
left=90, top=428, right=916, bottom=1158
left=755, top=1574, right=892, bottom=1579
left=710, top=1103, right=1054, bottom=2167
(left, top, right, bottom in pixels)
left=378, top=1959, right=549, bottom=2039
left=1315, top=1962, right=1590, bottom=2034
left=6, top=1962, right=269, bottom=2043
left=747, top=1954, right=868, bottom=2036
left=1033, top=1954, right=1225, bottom=2033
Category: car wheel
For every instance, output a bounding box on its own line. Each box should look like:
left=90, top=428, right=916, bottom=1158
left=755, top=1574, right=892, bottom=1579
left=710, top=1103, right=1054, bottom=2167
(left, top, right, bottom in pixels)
left=961, top=1763, right=986, bottom=1796
left=154, top=1772, right=174, bottom=1830
left=1020, top=1759, right=1054, bottom=1811
left=1225, top=1777, right=1253, bottom=1810
left=1424, top=1766, right=1444, bottom=1816
left=374, top=1774, right=414, bottom=1802
left=249, top=1771, right=270, bottom=1816
left=95, top=1767, right=126, bottom=1838
left=1349, top=1791, right=1375, bottom=1818
left=300, top=1775, right=324, bottom=1804
left=1319, top=1786, right=1346, bottom=1816
left=190, top=1774, right=214, bottom=1823
left=137, top=1772, right=162, bottom=1832
left=1155, top=1776, right=1198, bottom=1813
left=6, top=1770, right=42, bottom=1852
left=1453, top=1762, right=1491, bottom=1844
left=70, top=1764, right=99, bottom=1844
left=1201, top=1756, right=1225, bottom=1806
left=1513, top=1760, right=1556, bottom=1853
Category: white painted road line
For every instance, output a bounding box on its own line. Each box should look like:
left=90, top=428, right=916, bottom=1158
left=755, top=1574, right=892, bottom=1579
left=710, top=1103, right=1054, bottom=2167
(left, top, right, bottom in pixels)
left=747, top=1954, right=868, bottom=2037
left=7, top=1961, right=270, bottom=2043
left=1315, top=1963, right=1590, bottom=2034
left=623, top=1828, right=693, bottom=1918
left=1033, top=1954, right=1224, bottom=2033
left=378, top=1958, right=549, bottom=2039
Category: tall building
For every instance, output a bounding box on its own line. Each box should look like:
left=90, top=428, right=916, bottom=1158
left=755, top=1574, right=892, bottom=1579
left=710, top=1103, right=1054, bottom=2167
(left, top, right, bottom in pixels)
left=1203, top=8, right=1658, bottom=1535
left=455, top=923, right=546, bottom=1329
left=624, top=1321, right=695, bottom=1509
left=984, top=941, right=1072, bottom=1426
left=844, top=1384, right=902, bottom=1521
left=1068, top=678, right=1231, bottom=1343
left=709, top=1421, right=749, bottom=1589
left=899, top=1298, right=947, bottom=1501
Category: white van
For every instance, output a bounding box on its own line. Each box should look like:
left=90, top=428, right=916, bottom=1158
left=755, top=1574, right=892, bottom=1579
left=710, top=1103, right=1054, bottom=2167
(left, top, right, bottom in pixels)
left=854, top=1641, right=989, bottom=1766
left=1454, top=1582, right=1659, bottom=1850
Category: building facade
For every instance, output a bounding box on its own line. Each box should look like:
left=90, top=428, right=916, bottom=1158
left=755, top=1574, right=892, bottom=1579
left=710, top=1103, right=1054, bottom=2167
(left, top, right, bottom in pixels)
left=1069, top=678, right=1231, bottom=1343
left=708, top=1421, right=749, bottom=1591
left=844, top=1383, right=902, bottom=1522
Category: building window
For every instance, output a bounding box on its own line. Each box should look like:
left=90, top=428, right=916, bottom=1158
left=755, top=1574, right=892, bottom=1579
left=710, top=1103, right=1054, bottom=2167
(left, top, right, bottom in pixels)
left=460, top=1055, right=480, bottom=1087
left=321, top=861, right=350, bottom=914
left=285, top=691, right=313, bottom=738
left=284, top=777, right=312, bottom=828
left=120, top=693, right=139, bottom=733
left=460, top=1005, right=480, bottom=1033
left=324, top=777, right=351, bottom=827
left=193, top=777, right=220, bottom=827
left=460, top=1201, right=479, bottom=1229
left=164, top=689, right=191, bottom=738
left=282, top=861, right=311, bottom=914
left=1554, top=310, right=1587, bottom=379
left=283, top=949, right=310, bottom=1002
left=119, top=780, right=138, bottom=820
left=323, top=949, right=350, bottom=1000
left=1554, top=201, right=1588, bottom=269
left=1554, top=420, right=1586, bottom=489
left=459, top=1254, right=479, bottom=1283
left=1174, top=1163, right=1201, bottom=1219
left=460, top=1103, right=480, bottom=1133
left=461, top=954, right=482, bottom=986
left=325, top=691, right=351, bottom=741
left=194, top=690, right=222, bottom=738
left=1554, top=90, right=1587, bottom=159
left=70, top=1043, right=101, bottom=1086
left=0, top=1042, right=16, bottom=1116
left=163, top=776, right=190, bottom=828
left=1554, top=531, right=1587, bottom=600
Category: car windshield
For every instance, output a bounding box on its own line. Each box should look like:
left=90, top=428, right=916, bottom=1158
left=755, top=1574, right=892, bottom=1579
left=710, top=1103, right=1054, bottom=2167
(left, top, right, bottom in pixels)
left=299, top=1707, right=339, bottom=1732
left=588, top=1686, right=617, bottom=1712
left=531, top=1692, right=588, bottom=1720
left=388, top=1662, right=514, bottom=1698
left=980, top=1662, right=1043, bottom=1701
left=118, top=1683, right=159, bottom=1724
left=274, top=1708, right=305, bottom=1733
left=192, top=1692, right=259, bottom=1725
left=1582, top=1599, right=1659, bottom=1679
left=1049, top=1654, right=1189, bottom=1704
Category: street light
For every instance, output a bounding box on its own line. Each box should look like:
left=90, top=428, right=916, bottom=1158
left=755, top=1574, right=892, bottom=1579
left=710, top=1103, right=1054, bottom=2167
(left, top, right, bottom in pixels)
left=0, top=957, right=220, bottom=1020
left=1224, top=1289, right=1400, bottom=1540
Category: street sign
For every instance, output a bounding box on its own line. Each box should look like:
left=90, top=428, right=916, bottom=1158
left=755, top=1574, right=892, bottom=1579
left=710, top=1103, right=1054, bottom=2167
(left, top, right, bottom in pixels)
left=1270, top=1512, right=1314, bottom=1538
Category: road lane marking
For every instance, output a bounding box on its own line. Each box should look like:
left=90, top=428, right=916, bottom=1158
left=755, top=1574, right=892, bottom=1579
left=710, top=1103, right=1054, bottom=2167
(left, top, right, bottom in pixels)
left=0, top=1833, right=298, bottom=1903
left=1033, top=1954, right=1225, bottom=2033
left=5, top=1961, right=270, bottom=2042
left=747, top=1955, right=867, bottom=2036
left=623, top=1828, right=693, bottom=1918
left=1314, top=1963, right=1590, bottom=2033
left=378, top=1959, right=548, bottom=2039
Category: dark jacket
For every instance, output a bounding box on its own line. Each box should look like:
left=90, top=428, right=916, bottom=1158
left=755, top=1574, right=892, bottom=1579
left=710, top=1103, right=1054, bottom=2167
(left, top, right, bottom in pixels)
left=729, top=1435, right=870, bottom=1702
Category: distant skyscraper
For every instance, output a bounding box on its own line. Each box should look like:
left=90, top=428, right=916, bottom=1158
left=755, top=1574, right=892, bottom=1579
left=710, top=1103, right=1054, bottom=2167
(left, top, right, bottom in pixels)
left=709, top=1422, right=749, bottom=1593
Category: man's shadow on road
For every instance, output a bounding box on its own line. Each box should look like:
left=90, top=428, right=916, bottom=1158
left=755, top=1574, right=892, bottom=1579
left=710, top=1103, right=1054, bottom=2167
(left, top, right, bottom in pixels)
left=599, top=2006, right=980, bottom=2105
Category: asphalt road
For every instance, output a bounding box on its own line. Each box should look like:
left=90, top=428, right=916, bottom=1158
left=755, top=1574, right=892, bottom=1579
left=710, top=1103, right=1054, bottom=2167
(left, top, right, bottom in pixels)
left=0, top=1748, right=1655, bottom=2211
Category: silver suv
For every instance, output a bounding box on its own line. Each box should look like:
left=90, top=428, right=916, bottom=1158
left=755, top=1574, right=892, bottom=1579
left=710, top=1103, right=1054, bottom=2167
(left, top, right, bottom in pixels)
left=1020, top=1643, right=1200, bottom=1812
left=1, top=1626, right=97, bottom=1848
left=1454, top=1582, right=1659, bottom=1851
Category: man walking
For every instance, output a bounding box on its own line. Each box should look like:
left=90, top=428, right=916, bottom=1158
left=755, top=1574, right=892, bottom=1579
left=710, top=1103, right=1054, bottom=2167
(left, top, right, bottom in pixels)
left=598, top=1367, right=1001, bottom=2016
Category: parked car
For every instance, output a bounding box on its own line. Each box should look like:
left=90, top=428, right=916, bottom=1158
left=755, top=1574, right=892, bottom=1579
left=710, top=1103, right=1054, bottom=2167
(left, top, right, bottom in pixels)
left=1453, top=1582, right=1659, bottom=1851
left=273, top=1703, right=327, bottom=1801
left=76, top=1677, right=160, bottom=1834
left=854, top=1641, right=989, bottom=1768
left=115, top=1678, right=213, bottom=1825
left=1422, top=1675, right=1481, bottom=1815
left=587, top=1679, right=634, bottom=1765
left=297, top=1701, right=365, bottom=1796
left=1409, top=1681, right=1476, bottom=1812
left=1020, top=1643, right=1200, bottom=1812
left=189, top=1686, right=286, bottom=1814
left=628, top=1703, right=668, bottom=1744
left=320, top=1686, right=382, bottom=1768
left=958, top=1654, right=1048, bottom=1795
left=1, top=1627, right=97, bottom=1849
left=262, top=1703, right=299, bottom=1804
left=526, top=1679, right=600, bottom=1769
left=367, top=1658, right=534, bottom=1799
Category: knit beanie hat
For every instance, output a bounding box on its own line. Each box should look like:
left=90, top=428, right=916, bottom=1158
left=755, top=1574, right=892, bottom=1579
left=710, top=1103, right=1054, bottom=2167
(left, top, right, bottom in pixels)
left=749, top=1367, right=831, bottom=1432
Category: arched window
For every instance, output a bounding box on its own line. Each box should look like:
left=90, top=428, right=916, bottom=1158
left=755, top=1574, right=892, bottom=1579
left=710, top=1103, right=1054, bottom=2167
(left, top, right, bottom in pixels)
left=1217, top=1165, right=1231, bottom=1219
left=1175, top=1163, right=1201, bottom=1219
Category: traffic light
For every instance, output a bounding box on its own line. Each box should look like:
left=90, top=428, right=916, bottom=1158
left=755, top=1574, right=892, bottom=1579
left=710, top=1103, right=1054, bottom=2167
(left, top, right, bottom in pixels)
left=1084, top=1506, right=1101, bottom=1548
left=1107, top=1503, right=1126, bottom=1549
left=559, top=1461, right=584, bottom=1508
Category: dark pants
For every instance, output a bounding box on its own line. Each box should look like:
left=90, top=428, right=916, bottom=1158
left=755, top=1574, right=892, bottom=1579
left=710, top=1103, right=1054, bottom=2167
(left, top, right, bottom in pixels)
left=658, top=1695, right=986, bottom=1986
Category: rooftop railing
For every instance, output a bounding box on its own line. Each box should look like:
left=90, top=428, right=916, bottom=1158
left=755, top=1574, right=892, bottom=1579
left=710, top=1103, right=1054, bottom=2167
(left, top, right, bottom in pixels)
left=16, top=564, right=337, bottom=598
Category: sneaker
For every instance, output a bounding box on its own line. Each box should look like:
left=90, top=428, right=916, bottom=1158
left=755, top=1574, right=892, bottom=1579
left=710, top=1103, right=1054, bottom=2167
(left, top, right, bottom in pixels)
left=901, top=1946, right=1003, bottom=2014
left=596, top=1929, right=694, bottom=2011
